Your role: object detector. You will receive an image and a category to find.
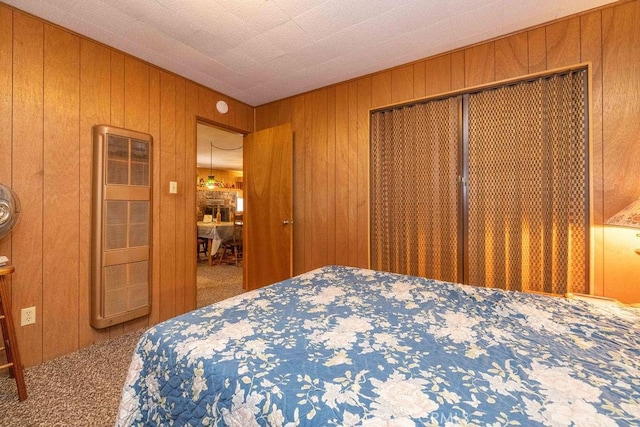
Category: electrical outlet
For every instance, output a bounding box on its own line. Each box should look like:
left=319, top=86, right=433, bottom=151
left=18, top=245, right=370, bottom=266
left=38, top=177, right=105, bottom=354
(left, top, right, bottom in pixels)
left=20, top=307, right=36, bottom=326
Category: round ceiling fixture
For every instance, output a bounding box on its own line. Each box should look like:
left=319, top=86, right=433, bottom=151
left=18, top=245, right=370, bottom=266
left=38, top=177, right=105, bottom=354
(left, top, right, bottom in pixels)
left=216, top=100, right=229, bottom=114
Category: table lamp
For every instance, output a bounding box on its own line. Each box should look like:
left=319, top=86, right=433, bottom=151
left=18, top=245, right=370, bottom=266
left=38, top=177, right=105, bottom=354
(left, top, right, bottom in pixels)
left=605, top=198, right=640, bottom=254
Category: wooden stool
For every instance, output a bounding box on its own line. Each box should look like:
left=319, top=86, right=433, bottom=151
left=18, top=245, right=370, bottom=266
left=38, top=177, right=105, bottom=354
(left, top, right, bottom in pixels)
left=0, top=265, right=27, bottom=401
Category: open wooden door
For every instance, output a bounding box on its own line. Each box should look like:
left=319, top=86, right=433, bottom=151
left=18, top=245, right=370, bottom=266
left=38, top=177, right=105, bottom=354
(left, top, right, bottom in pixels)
left=244, top=124, right=293, bottom=291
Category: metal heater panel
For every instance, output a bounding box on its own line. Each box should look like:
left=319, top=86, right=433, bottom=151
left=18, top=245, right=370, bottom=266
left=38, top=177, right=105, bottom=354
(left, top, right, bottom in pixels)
left=91, top=125, right=152, bottom=329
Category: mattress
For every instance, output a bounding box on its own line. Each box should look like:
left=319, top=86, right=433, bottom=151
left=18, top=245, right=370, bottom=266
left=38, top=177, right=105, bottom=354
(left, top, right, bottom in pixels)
left=116, top=265, right=640, bottom=426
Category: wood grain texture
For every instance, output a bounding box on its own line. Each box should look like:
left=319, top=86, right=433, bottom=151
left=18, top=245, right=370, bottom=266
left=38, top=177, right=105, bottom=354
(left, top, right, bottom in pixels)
left=148, top=67, right=161, bottom=326
left=185, top=81, right=199, bottom=311
left=291, top=95, right=305, bottom=275
left=425, top=54, right=451, bottom=96
left=124, top=57, right=150, bottom=133
left=108, top=49, right=125, bottom=339
left=110, top=52, right=124, bottom=128
left=347, top=81, right=358, bottom=267
left=4, top=0, right=640, bottom=366
left=307, top=90, right=328, bottom=269
left=159, top=71, right=177, bottom=322
left=371, top=70, right=391, bottom=108
left=602, top=1, right=640, bottom=302
left=3, top=5, right=256, bottom=366
left=495, top=33, right=528, bottom=81
left=334, top=84, right=350, bottom=266
left=173, top=77, right=187, bottom=316
left=581, top=11, right=604, bottom=295
left=0, top=6, right=12, bottom=264
left=357, top=77, right=371, bottom=268
left=122, top=56, right=151, bottom=335
left=326, top=87, right=337, bottom=265
left=465, top=42, right=495, bottom=87
left=78, top=39, right=111, bottom=348
left=528, top=27, right=547, bottom=73
left=451, top=50, right=465, bottom=90
left=392, top=64, right=414, bottom=103
left=244, top=124, right=293, bottom=289
left=413, top=61, right=426, bottom=98
left=42, top=24, right=80, bottom=361
left=546, top=17, right=581, bottom=69
left=12, top=11, right=44, bottom=367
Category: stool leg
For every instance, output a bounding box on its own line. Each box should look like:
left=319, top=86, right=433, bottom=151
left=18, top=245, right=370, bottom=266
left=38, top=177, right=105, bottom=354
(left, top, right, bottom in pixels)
left=0, top=279, right=27, bottom=401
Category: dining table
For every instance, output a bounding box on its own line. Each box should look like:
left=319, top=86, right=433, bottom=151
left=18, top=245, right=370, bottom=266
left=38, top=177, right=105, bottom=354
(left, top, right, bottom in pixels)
left=197, top=221, right=235, bottom=265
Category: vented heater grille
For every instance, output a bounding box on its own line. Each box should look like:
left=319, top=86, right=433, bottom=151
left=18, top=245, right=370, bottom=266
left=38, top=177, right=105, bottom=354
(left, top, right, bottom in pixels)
left=91, top=125, right=152, bottom=329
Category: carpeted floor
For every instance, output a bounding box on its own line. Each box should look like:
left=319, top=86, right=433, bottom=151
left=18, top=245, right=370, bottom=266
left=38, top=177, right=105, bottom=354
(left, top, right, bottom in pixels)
left=0, top=261, right=243, bottom=426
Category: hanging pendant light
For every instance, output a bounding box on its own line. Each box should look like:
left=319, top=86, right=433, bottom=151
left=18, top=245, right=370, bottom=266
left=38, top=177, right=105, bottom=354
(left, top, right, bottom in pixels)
left=206, top=142, right=216, bottom=188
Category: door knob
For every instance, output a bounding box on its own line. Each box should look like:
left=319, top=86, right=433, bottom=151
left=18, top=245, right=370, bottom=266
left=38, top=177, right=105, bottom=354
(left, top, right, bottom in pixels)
left=282, top=220, right=294, bottom=225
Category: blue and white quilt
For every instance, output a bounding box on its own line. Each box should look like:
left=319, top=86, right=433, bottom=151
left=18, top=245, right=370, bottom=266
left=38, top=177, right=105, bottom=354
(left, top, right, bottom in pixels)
left=116, top=265, right=640, bottom=426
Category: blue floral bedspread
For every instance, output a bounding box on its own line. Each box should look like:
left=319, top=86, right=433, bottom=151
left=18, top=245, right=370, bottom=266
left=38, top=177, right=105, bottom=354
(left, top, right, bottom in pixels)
left=116, top=265, right=640, bottom=426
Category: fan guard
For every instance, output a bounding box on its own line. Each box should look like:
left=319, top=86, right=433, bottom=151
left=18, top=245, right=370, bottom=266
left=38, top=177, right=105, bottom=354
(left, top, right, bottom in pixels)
left=0, top=183, right=20, bottom=240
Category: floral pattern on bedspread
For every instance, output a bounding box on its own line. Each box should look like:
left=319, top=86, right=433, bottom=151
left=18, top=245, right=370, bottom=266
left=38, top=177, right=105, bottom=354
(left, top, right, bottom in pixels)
left=116, top=265, right=640, bottom=426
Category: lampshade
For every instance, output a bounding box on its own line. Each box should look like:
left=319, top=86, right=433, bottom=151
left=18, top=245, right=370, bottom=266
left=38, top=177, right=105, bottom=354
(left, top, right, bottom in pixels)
left=605, top=198, right=640, bottom=228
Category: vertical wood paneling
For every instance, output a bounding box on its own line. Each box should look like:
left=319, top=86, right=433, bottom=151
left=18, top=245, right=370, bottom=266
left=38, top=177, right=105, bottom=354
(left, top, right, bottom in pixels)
left=334, top=84, right=350, bottom=266
left=108, top=50, right=125, bottom=338
left=546, top=17, right=581, bottom=69
left=0, top=6, right=12, bottom=264
left=198, top=86, right=215, bottom=120
left=602, top=1, right=640, bottom=302
left=78, top=39, right=111, bottom=348
left=528, top=27, right=547, bottom=72
left=42, top=25, right=80, bottom=360
left=3, top=5, right=256, bottom=366
left=185, top=81, right=199, bottom=310
left=451, top=51, right=465, bottom=90
left=148, top=67, right=161, bottom=326
left=413, top=61, right=426, bottom=99
left=465, top=42, right=495, bottom=87
left=391, top=64, right=413, bottom=103
left=425, top=54, right=452, bottom=96
left=291, top=95, right=305, bottom=275
left=327, top=87, right=336, bottom=265
left=602, top=1, right=640, bottom=218
left=495, top=33, right=528, bottom=81
left=124, top=57, right=150, bottom=133
left=12, top=12, right=44, bottom=367
left=122, top=57, right=151, bottom=334
left=110, top=52, right=124, bottom=127
left=581, top=11, right=604, bottom=295
left=174, top=77, right=187, bottom=315
left=159, top=71, right=176, bottom=321
left=308, top=89, right=328, bottom=269
left=347, top=81, right=358, bottom=267
left=357, top=77, right=371, bottom=268
left=371, top=70, right=391, bottom=108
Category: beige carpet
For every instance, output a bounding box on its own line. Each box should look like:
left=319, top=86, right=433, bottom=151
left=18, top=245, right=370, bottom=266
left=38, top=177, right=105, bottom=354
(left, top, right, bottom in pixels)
left=0, top=262, right=243, bottom=426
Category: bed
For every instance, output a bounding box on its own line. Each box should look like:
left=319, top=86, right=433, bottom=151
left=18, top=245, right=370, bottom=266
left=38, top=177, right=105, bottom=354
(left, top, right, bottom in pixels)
left=116, top=265, right=640, bottom=426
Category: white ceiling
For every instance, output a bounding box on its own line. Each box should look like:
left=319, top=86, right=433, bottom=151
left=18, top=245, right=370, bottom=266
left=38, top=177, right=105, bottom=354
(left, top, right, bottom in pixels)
left=5, top=0, right=617, bottom=107
left=197, top=123, right=243, bottom=170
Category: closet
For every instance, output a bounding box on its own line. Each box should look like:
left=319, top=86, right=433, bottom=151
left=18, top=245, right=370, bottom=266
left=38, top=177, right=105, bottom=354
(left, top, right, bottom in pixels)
left=370, top=67, right=589, bottom=294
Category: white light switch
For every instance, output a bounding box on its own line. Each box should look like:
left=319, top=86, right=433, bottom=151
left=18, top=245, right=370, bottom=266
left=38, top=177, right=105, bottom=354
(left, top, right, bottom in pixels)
left=169, top=181, right=177, bottom=194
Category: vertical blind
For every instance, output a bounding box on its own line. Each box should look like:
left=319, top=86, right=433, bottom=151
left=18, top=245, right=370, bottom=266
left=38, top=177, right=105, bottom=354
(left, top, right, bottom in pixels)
left=370, top=69, right=589, bottom=294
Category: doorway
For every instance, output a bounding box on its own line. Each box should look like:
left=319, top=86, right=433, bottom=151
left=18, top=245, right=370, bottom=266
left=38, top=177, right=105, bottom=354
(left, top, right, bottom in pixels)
left=195, top=122, right=244, bottom=307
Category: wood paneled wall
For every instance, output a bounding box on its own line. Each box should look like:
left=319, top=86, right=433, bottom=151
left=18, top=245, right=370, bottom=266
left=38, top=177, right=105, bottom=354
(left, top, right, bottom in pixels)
left=256, top=0, right=640, bottom=303
left=0, top=5, right=254, bottom=367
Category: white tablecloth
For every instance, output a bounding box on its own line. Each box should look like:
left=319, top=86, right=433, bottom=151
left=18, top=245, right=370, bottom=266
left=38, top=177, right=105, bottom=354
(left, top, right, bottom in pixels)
left=197, top=222, right=234, bottom=262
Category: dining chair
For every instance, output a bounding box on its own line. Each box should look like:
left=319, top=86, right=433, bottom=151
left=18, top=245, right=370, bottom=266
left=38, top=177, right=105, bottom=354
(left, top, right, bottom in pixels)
left=219, top=215, right=243, bottom=266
